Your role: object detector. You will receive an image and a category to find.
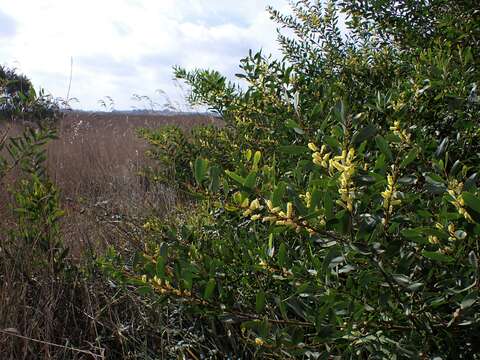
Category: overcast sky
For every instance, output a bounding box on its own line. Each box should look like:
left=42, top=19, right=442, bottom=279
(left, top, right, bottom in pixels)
left=0, top=0, right=289, bottom=110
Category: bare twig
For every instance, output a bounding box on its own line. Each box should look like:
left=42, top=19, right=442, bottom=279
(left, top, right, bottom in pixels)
left=0, top=328, right=105, bottom=359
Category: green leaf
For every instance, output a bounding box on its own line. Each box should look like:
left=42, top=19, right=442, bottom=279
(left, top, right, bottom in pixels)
left=203, top=278, right=216, bottom=300
left=450, top=160, right=462, bottom=176
left=460, top=293, right=477, bottom=309
left=244, top=172, right=257, bottom=190
left=225, top=170, right=245, bottom=186
left=285, top=119, right=305, bottom=134
left=324, top=192, right=333, bottom=219
left=324, top=136, right=341, bottom=151
left=278, top=145, right=308, bottom=155
left=400, top=149, right=418, bottom=168
left=398, top=175, right=417, bottom=185
left=435, top=137, right=449, bottom=159
left=401, top=228, right=426, bottom=243
left=422, top=251, right=454, bottom=263
left=194, top=157, right=208, bottom=185
left=375, top=135, right=392, bottom=161
left=464, top=173, right=478, bottom=191
left=156, top=257, right=166, bottom=279
left=393, top=274, right=412, bottom=286
left=208, top=165, right=221, bottom=193
left=137, top=286, right=153, bottom=295
left=278, top=242, right=287, bottom=267
left=425, top=174, right=447, bottom=194
left=253, top=151, right=262, bottom=170
left=462, top=193, right=480, bottom=213
left=256, top=290, right=266, bottom=313
left=272, top=182, right=286, bottom=206
left=352, top=124, right=377, bottom=146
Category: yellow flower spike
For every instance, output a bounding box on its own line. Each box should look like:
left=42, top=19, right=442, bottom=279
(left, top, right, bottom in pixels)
left=265, top=199, right=273, bottom=211
left=330, top=160, right=345, bottom=172
left=347, top=148, right=355, bottom=161
left=387, top=175, right=394, bottom=186
left=241, top=198, right=250, bottom=208
left=250, top=214, right=261, bottom=221
left=464, top=211, right=474, bottom=223
left=249, top=198, right=260, bottom=211
left=320, top=144, right=327, bottom=154
left=304, top=192, right=312, bottom=208
left=382, top=172, right=401, bottom=213
left=286, top=202, right=293, bottom=218
left=428, top=235, right=439, bottom=244
left=312, top=152, right=320, bottom=159
left=347, top=202, right=353, bottom=212
left=448, top=223, right=455, bottom=234
left=380, top=188, right=392, bottom=199
left=255, top=338, right=265, bottom=346
left=271, top=207, right=281, bottom=214
left=312, top=152, right=323, bottom=166
left=308, top=143, right=318, bottom=152
left=243, top=209, right=252, bottom=217
left=262, top=216, right=277, bottom=223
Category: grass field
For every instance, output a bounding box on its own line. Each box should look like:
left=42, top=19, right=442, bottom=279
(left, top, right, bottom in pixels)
left=49, top=112, right=218, bottom=253
left=0, top=112, right=223, bottom=359
left=2, top=111, right=218, bottom=253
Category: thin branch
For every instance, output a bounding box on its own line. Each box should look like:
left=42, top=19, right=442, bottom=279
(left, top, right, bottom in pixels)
left=0, top=328, right=105, bottom=359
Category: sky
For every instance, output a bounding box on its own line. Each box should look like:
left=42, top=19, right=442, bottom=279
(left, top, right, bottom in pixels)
left=0, top=0, right=289, bottom=110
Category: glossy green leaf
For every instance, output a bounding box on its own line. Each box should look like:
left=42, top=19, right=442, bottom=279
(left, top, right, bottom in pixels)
left=422, top=251, right=454, bottom=263
left=256, top=290, right=266, bottom=313
left=375, top=135, right=393, bottom=161
left=204, top=278, right=216, bottom=300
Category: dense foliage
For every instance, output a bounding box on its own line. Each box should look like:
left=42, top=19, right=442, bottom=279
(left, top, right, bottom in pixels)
left=0, top=65, right=59, bottom=123
left=113, top=0, right=480, bottom=358
left=1, top=66, right=66, bottom=273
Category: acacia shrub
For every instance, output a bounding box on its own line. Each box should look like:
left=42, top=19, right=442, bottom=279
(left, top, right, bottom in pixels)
left=111, top=1, right=480, bottom=358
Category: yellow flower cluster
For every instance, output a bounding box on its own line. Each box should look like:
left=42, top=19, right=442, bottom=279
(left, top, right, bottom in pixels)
left=381, top=173, right=402, bottom=214
left=264, top=200, right=294, bottom=225
left=141, top=275, right=194, bottom=298
left=333, top=148, right=357, bottom=212
left=254, top=337, right=265, bottom=346
left=309, top=143, right=357, bottom=213
left=242, top=198, right=262, bottom=219
left=309, top=143, right=331, bottom=168
left=428, top=235, right=440, bottom=244
left=299, top=191, right=312, bottom=208
left=389, top=120, right=411, bottom=144
left=446, top=223, right=466, bottom=241
left=258, top=200, right=315, bottom=234
left=447, top=180, right=474, bottom=223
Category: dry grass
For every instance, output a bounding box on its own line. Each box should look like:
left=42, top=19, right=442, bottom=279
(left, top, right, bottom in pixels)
left=0, top=111, right=222, bottom=359
left=2, top=111, right=218, bottom=254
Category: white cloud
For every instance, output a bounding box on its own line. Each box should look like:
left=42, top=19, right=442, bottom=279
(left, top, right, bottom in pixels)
left=0, top=0, right=290, bottom=110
